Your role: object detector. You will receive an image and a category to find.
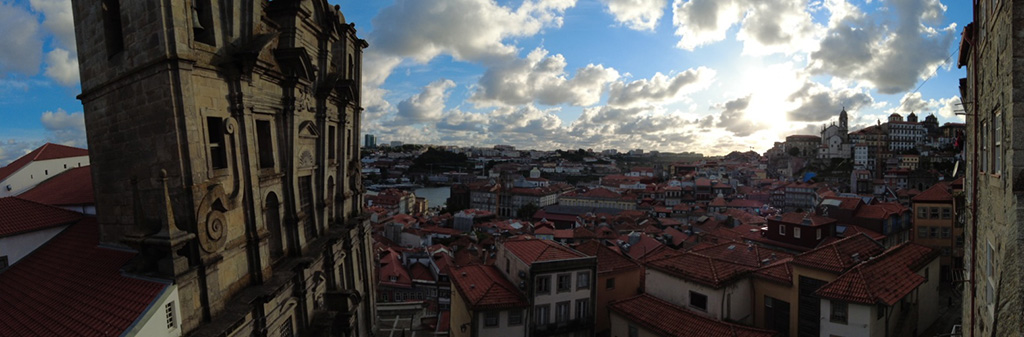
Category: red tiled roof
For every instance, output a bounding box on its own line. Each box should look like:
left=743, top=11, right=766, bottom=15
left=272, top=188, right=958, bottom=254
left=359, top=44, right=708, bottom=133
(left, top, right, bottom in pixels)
left=436, top=311, right=450, bottom=333
left=17, top=166, right=94, bottom=206
left=581, top=187, right=623, bottom=199
left=609, top=294, right=776, bottom=337
left=0, top=218, right=167, bottom=337
left=575, top=240, right=642, bottom=275
left=646, top=252, right=753, bottom=288
left=620, top=234, right=667, bottom=261
left=409, top=262, right=435, bottom=282
left=727, top=199, right=764, bottom=209
left=0, top=197, right=84, bottom=237
left=856, top=202, right=908, bottom=220
left=770, top=212, right=836, bottom=227
left=754, top=258, right=794, bottom=285
left=816, top=243, right=937, bottom=305
left=0, top=143, right=88, bottom=182
left=822, top=196, right=863, bottom=211
left=791, top=233, right=885, bottom=274
left=912, top=182, right=953, bottom=203
left=503, top=237, right=588, bottom=264
left=450, top=264, right=528, bottom=310
left=572, top=226, right=595, bottom=239
left=379, top=248, right=413, bottom=288
left=694, top=241, right=793, bottom=268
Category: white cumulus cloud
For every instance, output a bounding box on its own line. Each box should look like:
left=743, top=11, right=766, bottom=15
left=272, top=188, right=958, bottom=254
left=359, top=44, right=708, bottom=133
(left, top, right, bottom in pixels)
left=602, top=0, right=668, bottom=31
left=44, top=48, right=79, bottom=86
left=606, top=67, right=715, bottom=107
left=40, top=108, right=87, bottom=147
left=470, top=48, right=620, bottom=107
left=395, top=79, right=457, bottom=123
left=0, top=2, right=44, bottom=76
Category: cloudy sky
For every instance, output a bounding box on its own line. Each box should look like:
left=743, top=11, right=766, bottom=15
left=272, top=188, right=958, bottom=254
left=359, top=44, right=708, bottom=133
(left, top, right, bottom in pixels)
left=0, top=0, right=968, bottom=165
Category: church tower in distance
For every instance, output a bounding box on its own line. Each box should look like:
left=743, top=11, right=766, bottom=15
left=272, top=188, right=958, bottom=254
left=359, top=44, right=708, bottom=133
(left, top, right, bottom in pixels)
left=71, top=1, right=376, bottom=335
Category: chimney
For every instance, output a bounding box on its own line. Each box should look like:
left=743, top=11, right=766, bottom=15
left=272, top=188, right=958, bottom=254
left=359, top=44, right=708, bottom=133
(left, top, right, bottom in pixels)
left=628, top=232, right=641, bottom=245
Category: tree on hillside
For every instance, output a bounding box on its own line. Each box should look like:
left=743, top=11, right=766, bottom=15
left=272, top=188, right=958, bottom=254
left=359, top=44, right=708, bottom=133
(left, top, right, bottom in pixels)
left=516, top=203, right=540, bottom=220
left=411, top=148, right=470, bottom=172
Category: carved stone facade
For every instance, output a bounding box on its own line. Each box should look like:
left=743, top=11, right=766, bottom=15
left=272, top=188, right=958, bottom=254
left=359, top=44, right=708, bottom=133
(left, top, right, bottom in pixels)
left=71, top=1, right=375, bottom=336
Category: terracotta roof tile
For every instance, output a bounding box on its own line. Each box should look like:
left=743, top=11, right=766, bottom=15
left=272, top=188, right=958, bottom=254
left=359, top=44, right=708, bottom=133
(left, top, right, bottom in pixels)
left=575, top=240, right=642, bottom=275
left=0, top=197, right=83, bottom=237
left=450, top=265, right=528, bottom=310
left=694, top=242, right=793, bottom=268
left=912, top=182, right=953, bottom=203
left=502, top=237, right=588, bottom=265
left=0, top=218, right=166, bottom=337
left=18, top=166, right=94, bottom=206
left=379, top=248, right=413, bottom=288
left=791, top=233, right=885, bottom=274
left=609, top=294, right=777, bottom=337
left=619, top=234, right=667, bottom=261
left=646, top=252, right=753, bottom=288
left=754, top=258, right=794, bottom=285
left=409, top=262, right=435, bottom=282
left=816, top=243, right=937, bottom=305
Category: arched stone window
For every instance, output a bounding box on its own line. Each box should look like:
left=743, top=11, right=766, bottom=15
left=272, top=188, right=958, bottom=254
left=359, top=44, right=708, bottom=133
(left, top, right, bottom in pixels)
left=265, top=192, right=284, bottom=259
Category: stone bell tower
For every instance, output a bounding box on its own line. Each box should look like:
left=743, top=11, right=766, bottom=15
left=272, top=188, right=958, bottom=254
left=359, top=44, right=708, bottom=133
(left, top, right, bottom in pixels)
left=71, top=0, right=376, bottom=335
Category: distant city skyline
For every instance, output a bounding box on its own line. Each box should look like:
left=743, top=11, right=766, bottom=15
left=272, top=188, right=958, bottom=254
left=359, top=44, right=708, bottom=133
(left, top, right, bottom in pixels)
left=1, top=0, right=970, bottom=165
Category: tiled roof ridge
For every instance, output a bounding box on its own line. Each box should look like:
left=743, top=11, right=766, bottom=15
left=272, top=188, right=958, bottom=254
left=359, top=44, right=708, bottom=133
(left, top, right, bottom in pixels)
left=0, top=197, right=85, bottom=237
left=861, top=242, right=938, bottom=271
left=704, top=254, right=721, bottom=284
left=816, top=242, right=936, bottom=305
left=609, top=294, right=776, bottom=337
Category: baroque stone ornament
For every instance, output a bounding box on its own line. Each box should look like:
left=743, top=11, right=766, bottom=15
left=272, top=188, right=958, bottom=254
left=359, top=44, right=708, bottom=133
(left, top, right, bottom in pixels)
left=196, top=184, right=229, bottom=253
left=299, top=150, right=315, bottom=169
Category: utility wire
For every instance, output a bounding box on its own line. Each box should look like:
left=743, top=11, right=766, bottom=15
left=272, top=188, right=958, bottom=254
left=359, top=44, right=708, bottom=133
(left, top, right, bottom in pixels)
left=892, top=46, right=961, bottom=113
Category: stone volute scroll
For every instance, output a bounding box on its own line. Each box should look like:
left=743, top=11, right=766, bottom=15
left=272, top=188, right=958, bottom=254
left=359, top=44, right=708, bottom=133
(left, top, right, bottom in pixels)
left=196, top=183, right=229, bottom=253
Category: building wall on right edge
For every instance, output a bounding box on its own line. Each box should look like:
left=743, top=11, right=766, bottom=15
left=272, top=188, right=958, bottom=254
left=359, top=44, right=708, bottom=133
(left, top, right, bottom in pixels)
left=962, top=1, right=1024, bottom=336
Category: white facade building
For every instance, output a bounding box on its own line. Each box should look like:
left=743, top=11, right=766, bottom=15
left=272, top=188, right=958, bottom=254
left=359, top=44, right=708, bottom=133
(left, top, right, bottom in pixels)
left=0, top=143, right=89, bottom=197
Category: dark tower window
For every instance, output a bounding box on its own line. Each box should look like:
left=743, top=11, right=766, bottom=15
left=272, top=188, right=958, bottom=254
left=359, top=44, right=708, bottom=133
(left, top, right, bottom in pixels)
left=265, top=192, right=284, bottom=259
left=256, top=120, right=275, bottom=168
left=299, top=176, right=317, bottom=242
left=328, top=126, right=336, bottom=160
left=348, top=55, right=354, bottom=80
left=207, top=117, right=227, bottom=169
left=192, top=0, right=215, bottom=46
left=102, top=0, right=124, bottom=56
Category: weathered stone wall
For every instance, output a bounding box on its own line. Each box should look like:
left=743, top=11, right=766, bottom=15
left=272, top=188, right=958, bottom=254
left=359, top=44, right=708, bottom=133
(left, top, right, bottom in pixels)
left=72, top=0, right=376, bottom=335
left=963, top=1, right=1024, bottom=336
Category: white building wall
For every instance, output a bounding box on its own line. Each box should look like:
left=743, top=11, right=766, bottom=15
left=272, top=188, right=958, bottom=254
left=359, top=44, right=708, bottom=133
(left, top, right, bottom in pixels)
left=609, top=311, right=659, bottom=337
left=533, top=268, right=592, bottom=321
left=644, top=269, right=751, bottom=323
left=125, top=284, right=181, bottom=337
left=917, top=258, right=942, bottom=333
left=477, top=308, right=527, bottom=337
left=0, top=225, right=68, bottom=265
left=820, top=299, right=872, bottom=337
left=0, top=156, right=90, bottom=197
